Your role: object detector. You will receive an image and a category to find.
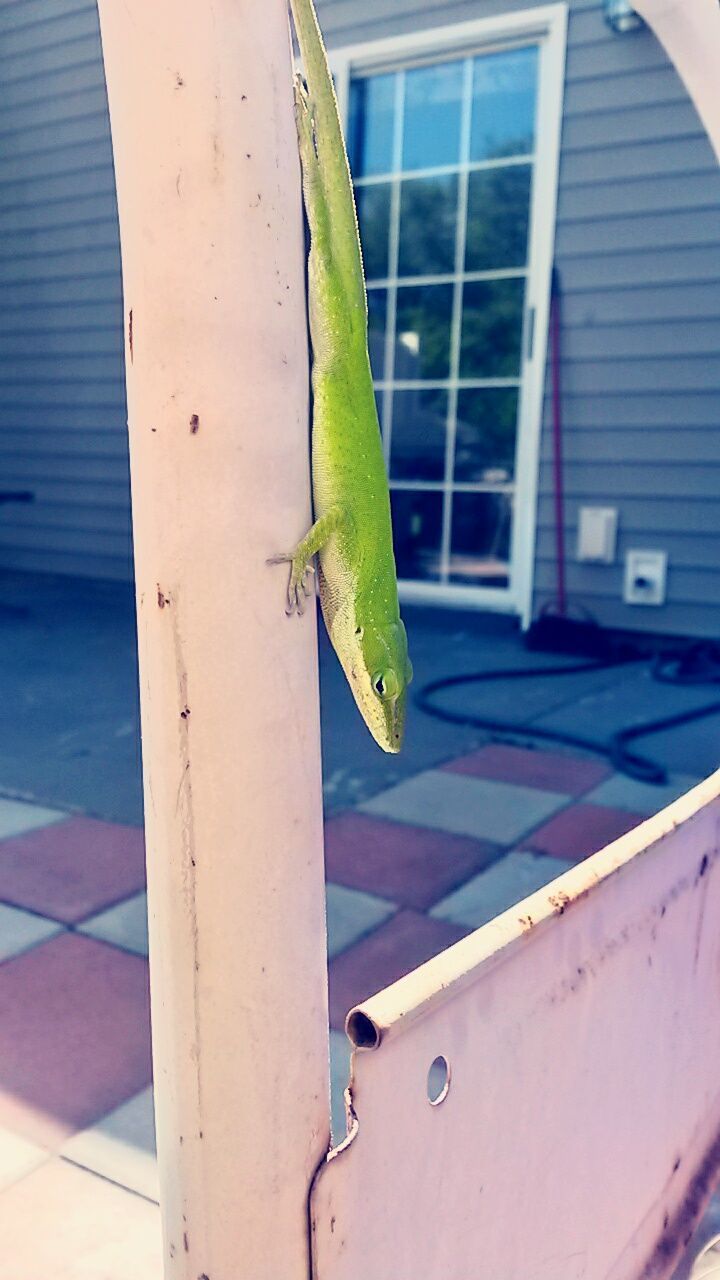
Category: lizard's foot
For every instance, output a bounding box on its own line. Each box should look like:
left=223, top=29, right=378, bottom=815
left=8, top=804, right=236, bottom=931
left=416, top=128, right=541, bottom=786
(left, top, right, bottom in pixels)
left=267, top=553, right=315, bottom=616
left=293, top=73, right=311, bottom=118
left=293, top=74, right=316, bottom=155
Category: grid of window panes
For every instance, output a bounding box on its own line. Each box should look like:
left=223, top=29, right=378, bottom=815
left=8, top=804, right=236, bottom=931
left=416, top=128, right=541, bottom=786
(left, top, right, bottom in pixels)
left=348, top=44, right=539, bottom=588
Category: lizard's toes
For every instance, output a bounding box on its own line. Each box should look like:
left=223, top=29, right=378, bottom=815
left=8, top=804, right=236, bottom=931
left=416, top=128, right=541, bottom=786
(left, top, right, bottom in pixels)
left=293, top=75, right=312, bottom=121
left=285, top=564, right=307, bottom=615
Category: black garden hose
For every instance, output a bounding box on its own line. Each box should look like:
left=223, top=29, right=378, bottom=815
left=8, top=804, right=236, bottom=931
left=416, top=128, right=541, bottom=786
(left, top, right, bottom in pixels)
left=415, top=643, right=720, bottom=786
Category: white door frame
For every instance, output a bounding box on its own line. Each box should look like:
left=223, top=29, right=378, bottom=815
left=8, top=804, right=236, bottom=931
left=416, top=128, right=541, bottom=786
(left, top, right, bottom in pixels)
left=328, top=4, right=568, bottom=626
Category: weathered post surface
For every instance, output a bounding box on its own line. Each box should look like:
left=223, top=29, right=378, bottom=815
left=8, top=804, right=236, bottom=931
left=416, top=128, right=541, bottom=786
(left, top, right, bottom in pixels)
left=96, top=2, right=330, bottom=1276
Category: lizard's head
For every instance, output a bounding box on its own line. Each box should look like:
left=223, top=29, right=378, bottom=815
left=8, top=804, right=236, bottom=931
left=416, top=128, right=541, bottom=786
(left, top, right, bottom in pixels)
left=336, top=614, right=413, bottom=753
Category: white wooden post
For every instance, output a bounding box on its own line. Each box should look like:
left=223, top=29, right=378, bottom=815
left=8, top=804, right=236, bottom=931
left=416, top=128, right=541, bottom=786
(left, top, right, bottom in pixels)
left=96, top=3, right=330, bottom=1277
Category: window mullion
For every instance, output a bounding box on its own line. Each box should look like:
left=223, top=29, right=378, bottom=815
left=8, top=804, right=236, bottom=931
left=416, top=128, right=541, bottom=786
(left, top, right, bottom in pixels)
left=439, top=55, right=473, bottom=586
left=380, top=70, right=405, bottom=473
left=354, top=152, right=535, bottom=188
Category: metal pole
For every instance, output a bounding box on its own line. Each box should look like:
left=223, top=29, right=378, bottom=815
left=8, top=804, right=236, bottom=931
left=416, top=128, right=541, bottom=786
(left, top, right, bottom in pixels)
left=96, top=3, right=330, bottom=1277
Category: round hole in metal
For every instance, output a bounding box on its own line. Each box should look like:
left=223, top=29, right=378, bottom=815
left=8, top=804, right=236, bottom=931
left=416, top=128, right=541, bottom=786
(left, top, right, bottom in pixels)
left=427, top=1055, right=450, bottom=1106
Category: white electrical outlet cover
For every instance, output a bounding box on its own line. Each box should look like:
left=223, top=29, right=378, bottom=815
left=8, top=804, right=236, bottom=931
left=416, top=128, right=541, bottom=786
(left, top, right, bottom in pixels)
left=624, top=549, right=667, bottom=606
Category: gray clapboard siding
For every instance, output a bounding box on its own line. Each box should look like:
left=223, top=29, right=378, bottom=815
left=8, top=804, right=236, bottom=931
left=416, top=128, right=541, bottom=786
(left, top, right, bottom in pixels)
left=0, top=88, right=109, bottom=135
left=535, top=529, right=720, bottom=572
left=0, top=429, right=129, bottom=457
left=0, top=193, right=118, bottom=233
left=1, top=240, right=117, bottom=284
left=0, top=139, right=113, bottom=186
left=0, top=0, right=129, bottom=579
left=552, top=246, right=720, bottom=291
left=0, top=500, right=130, bottom=531
left=561, top=137, right=717, bottom=184
left=0, top=230, right=120, bottom=266
left=532, top=563, right=720, bottom=607
left=0, top=524, right=129, bottom=555
left=557, top=282, right=720, bottom=325
left=0, top=450, right=128, bottom=481
left=1, top=275, right=121, bottom=311
left=0, top=1, right=98, bottom=35
left=0, top=401, right=123, bottom=427
left=536, top=496, right=718, bottom=539
left=562, top=102, right=705, bottom=150
left=543, top=393, right=719, bottom=430
left=557, top=211, right=718, bottom=257
left=0, top=326, right=119, bottom=355
left=551, top=322, right=719, bottom=360
left=0, top=112, right=110, bottom=158
left=558, top=173, right=719, bottom=221
left=539, top=429, right=720, bottom=466
left=0, top=545, right=130, bottom=579
left=2, top=60, right=105, bottom=110
left=1, top=33, right=103, bottom=83
left=0, top=477, right=129, bottom=506
left=0, top=163, right=117, bottom=208
left=0, top=302, right=120, bottom=330
left=537, top=464, right=719, bottom=501
left=550, top=358, right=720, bottom=395
left=563, top=66, right=688, bottom=115
left=0, top=7, right=97, bottom=48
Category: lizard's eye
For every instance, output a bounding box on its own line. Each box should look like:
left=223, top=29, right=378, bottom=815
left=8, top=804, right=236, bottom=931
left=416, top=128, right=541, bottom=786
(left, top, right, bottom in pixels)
left=373, top=670, right=399, bottom=700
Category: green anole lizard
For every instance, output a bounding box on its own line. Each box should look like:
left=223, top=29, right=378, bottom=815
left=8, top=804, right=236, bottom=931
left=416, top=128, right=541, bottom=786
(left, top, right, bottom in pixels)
left=270, top=0, right=412, bottom=753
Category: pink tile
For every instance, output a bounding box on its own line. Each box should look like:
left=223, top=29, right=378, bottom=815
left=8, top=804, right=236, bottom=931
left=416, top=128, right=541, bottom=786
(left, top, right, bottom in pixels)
left=325, top=812, right=502, bottom=911
left=443, top=743, right=610, bottom=796
left=0, top=817, right=146, bottom=923
left=0, top=932, right=151, bottom=1147
left=328, top=909, right=467, bottom=1030
left=526, top=803, right=644, bottom=862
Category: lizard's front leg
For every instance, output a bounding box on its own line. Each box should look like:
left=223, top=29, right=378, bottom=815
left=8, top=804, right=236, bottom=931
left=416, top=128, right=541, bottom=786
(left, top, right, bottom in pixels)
left=268, top=506, right=343, bottom=615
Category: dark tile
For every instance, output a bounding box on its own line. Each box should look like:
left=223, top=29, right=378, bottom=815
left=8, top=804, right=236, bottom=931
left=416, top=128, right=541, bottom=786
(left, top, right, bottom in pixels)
left=526, top=803, right=644, bottom=862
left=0, top=933, right=151, bottom=1146
left=325, top=811, right=502, bottom=910
left=0, top=818, right=146, bottom=924
left=442, top=743, right=609, bottom=796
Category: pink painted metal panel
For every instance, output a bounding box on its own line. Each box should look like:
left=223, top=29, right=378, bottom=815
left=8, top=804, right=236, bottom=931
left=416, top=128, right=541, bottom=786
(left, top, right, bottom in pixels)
left=312, top=774, right=720, bottom=1280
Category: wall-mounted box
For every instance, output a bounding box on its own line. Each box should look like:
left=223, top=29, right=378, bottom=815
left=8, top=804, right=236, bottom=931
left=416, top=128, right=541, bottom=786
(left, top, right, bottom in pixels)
left=577, top=507, right=618, bottom=563
left=624, top=549, right=668, bottom=606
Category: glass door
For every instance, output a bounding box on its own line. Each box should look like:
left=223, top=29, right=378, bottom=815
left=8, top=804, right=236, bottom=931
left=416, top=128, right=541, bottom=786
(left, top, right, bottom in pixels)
left=343, top=32, right=551, bottom=612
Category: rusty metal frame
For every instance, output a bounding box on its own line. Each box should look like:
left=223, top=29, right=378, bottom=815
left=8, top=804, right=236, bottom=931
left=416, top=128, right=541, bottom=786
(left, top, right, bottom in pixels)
left=312, top=773, right=720, bottom=1279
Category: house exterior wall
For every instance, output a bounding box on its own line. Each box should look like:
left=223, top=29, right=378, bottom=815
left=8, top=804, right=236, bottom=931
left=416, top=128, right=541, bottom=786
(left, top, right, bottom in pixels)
left=316, top=0, right=720, bottom=638
left=0, top=0, right=130, bottom=581
left=0, top=0, right=718, bottom=634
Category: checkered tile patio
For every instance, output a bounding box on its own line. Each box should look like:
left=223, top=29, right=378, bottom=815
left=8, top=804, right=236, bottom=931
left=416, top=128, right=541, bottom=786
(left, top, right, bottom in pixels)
left=0, top=745, right=703, bottom=1276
